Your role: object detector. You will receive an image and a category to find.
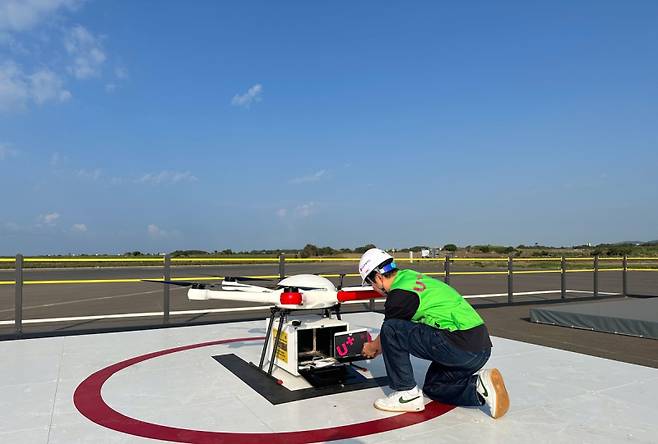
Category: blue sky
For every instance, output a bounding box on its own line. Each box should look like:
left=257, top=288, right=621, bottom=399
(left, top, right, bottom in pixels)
left=1, top=1, right=657, bottom=255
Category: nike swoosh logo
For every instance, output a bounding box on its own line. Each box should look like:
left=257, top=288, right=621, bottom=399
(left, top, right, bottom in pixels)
left=480, top=380, right=488, bottom=397
left=398, top=395, right=420, bottom=404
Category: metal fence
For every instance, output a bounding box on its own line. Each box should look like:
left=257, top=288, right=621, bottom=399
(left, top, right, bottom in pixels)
left=1, top=254, right=657, bottom=338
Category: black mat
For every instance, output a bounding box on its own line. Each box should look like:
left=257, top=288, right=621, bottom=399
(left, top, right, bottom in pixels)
left=214, top=354, right=389, bottom=405
left=530, top=297, right=658, bottom=339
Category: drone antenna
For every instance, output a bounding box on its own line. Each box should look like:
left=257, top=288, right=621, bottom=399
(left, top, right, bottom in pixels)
left=337, top=273, right=345, bottom=290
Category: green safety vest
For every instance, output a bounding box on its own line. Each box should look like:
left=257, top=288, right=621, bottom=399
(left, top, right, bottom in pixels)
left=389, top=269, right=484, bottom=331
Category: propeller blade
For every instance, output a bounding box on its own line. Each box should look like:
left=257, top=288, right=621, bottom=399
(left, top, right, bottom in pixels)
left=224, top=276, right=274, bottom=282
left=141, top=279, right=205, bottom=288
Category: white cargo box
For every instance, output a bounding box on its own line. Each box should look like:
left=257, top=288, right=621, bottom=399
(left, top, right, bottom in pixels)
left=263, top=314, right=349, bottom=376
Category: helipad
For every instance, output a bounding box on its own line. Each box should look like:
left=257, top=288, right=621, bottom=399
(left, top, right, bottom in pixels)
left=2, top=312, right=657, bottom=443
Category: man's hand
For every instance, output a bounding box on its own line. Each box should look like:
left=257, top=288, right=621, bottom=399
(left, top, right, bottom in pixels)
left=362, top=339, right=381, bottom=359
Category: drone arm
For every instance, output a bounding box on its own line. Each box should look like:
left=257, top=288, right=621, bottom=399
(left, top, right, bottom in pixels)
left=188, top=288, right=305, bottom=307
left=336, top=289, right=382, bottom=302
left=188, top=288, right=282, bottom=304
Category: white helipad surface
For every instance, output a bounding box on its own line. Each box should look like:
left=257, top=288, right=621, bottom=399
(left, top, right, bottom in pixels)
left=1, top=312, right=657, bottom=443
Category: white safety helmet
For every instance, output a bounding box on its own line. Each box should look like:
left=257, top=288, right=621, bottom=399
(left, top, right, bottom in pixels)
left=358, top=248, right=396, bottom=285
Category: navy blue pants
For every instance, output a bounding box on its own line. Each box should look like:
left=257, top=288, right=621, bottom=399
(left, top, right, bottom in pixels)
left=379, top=318, right=490, bottom=406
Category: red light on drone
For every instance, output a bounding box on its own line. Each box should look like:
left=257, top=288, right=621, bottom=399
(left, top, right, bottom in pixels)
left=280, top=290, right=303, bottom=305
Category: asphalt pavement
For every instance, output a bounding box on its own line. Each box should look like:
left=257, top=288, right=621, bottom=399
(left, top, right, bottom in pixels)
left=1, top=262, right=655, bottom=334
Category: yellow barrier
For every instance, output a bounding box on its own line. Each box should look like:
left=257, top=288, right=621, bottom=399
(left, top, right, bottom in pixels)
left=564, top=257, right=627, bottom=261
left=24, top=257, right=163, bottom=262
left=9, top=255, right=656, bottom=264
left=452, top=271, right=509, bottom=276
left=172, top=257, right=280, bottom=262
left=513, top=270, right=562, bottom=274
left=25, top=278, right=146, bottom=285
left=1, top=266, right=653, bottom=286
left=451, top=258, right=509, bottom=262
left=395, top=258, right=442, bottom=262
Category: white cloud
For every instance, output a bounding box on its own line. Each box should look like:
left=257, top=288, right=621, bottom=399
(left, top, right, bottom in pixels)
left=39, top=212, right=60, bottom=225
left=29, top=69, right=71, bottom=103
left=77, top=168, right=101, bottom=180
left=64, top=24, right=106, bottom=79
left=0, top=0, right=82, bottom=33
left=231, top=83, right=262, bottom=108
left=0, top=61, right=71, bottom=111
left=147, top=224, right=166, bottom=238
left=290, top=170, right=326, bottom=184
left=275, top=202, right=319, bottom=219
left=136, top=170, right=198, bottom=185
left=71, top=223, right=87, bottom=232
left=295, top=202, right=317, bottom=218
left=0, top=143, right=18, bottom=160
left=0, top=61, right=28, bottom=110
left=0, top=4, right=120, bottom=111
left=105, top=66, right=127, bottom=93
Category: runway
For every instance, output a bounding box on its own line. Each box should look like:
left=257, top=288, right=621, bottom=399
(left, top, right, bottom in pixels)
left=1, top=262, right=654, bottom=337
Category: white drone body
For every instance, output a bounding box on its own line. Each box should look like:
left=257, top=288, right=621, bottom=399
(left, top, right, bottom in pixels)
left=187, top=274, right=380, bottom=309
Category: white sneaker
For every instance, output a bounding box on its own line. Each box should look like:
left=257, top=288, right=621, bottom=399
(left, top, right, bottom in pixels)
left=374, top=387, right=425, bottom=412
left=476, top=368, right=510, bottom=419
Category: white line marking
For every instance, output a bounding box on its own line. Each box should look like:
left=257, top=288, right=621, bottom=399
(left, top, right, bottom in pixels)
left=0, top=306, right=273, bottom=325
left=0, top=287, right=187, bottom=314
left=567, top=290, right=621, bottom=295
left=0, top=290, right=621, bottom=326
left=462, top=290, right=621, bottom=299
left=463, top=290, right=560, bottom=299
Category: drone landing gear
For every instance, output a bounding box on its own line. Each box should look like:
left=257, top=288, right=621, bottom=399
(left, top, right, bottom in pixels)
left=255, top=304, right=344, bottom=377
left=256, top=307, right=288, bottom=376
left=323, top=304, right=341, bottom=320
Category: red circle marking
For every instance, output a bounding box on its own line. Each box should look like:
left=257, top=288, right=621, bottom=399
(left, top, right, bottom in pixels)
left=74, top=337, right=455, bottom=443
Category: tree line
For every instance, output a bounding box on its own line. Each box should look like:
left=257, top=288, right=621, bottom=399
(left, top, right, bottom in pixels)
left=120, top=240, right=657, bottom=258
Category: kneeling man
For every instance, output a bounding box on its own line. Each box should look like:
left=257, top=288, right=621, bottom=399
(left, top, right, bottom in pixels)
left=359, top=248, right=509, bottom=418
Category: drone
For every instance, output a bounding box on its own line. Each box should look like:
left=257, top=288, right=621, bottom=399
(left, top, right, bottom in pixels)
left=144, top=273, right=380, bottom=310
left=144, top=274, right=384, bottom=381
